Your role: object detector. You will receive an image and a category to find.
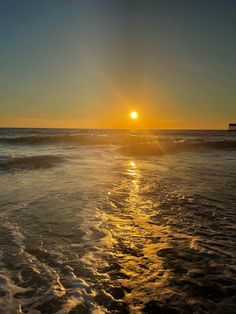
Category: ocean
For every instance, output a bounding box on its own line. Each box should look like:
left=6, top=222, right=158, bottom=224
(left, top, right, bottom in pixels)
left=0, top=128, right=236, bottom=313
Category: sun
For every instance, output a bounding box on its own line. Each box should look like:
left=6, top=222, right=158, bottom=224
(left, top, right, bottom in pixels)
left=130, top=111, right=138, bottom=120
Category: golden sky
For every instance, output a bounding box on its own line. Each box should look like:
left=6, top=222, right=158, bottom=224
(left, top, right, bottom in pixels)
left=0, top=0, right=235, bottom=129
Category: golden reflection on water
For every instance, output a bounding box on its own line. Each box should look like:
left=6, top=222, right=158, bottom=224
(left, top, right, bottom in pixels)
left=129, top=161, right=136, bottom=168
left=114, top=160, right=170, bottom=312
left=127, top=161, right=141, bottom=209
left=96, top=159, right=175, bottom=312
left=127, top=161, right=137, bottom=176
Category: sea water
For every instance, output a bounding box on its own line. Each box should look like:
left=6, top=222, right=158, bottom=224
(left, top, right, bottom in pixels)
left=0, top=129, right=236, bottom=313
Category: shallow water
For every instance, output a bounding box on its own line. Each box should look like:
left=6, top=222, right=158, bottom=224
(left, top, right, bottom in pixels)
left=0, top=129, right=236, bottom=313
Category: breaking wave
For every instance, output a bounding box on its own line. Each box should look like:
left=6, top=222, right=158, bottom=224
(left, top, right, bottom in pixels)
left=119, top=140, right=236, bottom=156
left=1, top=133, right=236, bottom=153
left=0, top=155, right=65, bottom=171
left=0, top=134, right=154, bottom=146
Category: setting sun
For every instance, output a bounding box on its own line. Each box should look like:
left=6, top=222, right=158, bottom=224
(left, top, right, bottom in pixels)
left=0, top=1, right=235, bottom=313
left=130, top=111, right=138, bottom=120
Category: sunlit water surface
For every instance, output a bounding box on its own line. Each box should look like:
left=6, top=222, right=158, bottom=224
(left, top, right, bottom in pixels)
left=0, top=129, right=236, bottom=313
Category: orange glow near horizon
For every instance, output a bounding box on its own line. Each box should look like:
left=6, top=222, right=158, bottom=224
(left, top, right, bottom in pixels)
left=0, top=112, right=230, bottom=130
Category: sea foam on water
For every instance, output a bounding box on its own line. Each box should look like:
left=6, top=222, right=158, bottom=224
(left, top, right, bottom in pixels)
left=0, top=128, right=235, bottom=313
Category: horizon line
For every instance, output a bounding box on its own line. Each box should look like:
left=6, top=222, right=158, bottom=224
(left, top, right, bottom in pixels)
left=0, top=126, right=228, bottom=131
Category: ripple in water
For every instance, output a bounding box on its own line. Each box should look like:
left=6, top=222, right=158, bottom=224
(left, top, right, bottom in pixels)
left=0, top=129, right=236, bottom=313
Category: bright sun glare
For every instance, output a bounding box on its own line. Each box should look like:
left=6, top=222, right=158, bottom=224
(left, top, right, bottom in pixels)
left=130, top=111, right=138, bottom=120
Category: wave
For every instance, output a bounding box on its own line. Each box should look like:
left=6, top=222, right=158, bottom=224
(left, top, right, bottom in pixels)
left=0, top=155, right=65, bottom=171
left=1, top=133, right=236, bottom=157
left=0, top=134, right=158, bottom=146
left=118, top=140, right=236, bottom=156
left=1, top=132, right=235, bottom=146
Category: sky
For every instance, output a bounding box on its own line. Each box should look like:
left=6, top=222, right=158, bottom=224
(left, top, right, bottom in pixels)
left=0, top=0, right=235, bottom=129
